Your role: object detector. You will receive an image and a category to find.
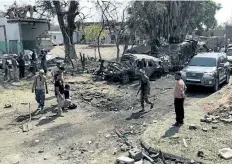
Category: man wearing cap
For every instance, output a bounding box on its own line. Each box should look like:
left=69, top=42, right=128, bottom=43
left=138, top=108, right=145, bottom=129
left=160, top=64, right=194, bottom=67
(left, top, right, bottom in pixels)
left=11, top=54, right=19, bottom=81
left=173, top=72, right=187, bottom=126
left=32, top=70, right=48, bottom=113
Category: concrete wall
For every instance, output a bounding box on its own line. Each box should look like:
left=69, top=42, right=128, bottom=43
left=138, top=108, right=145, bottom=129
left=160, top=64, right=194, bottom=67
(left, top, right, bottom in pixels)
left=0, top=17, right=22, bottom=54
left=202, top=29, right=225, bottom=37
left=21, top=22, right=49, bottom=51
left=49, top=31, right=79, bottom=44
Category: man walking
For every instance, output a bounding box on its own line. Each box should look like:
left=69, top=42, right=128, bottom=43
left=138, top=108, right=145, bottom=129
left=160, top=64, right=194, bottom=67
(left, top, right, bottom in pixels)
left=173, top=72, right=187, bottom=126
left=137, top=61, right=154, bottom=112
left=32, top=70, right=48, bottom=113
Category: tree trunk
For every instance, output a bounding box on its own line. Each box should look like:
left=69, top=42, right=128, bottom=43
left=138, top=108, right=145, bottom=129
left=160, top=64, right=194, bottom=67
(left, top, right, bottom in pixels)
left=97, top=23, right=104, bottom=60
left=116, top=35, right=120, bottom=62
left=53, top=0, right=78, bottom=66
left=97, top=37, right=102, bottom=60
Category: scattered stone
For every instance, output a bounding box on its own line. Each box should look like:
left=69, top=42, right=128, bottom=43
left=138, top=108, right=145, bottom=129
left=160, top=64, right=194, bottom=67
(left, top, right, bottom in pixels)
left=38, top=150, right=44, bottom=153
left=205, top=117, right=213, bottom=123
left=197, top=151, right=204, bottom=158
left=228, top=111, right=232, bottom=115
left=202, top=128, right=208, bottom=132
left=129, top=148, right=142, bottom=161
left=153, top=120, right=157, bottom=123
left=4, top=103, right=12, bottom=108
left=35, top=140, right=40, bottom=143
left=183, top=138, right=188, bottom=148
left=82, top=96, right=93, bottom=102
left=121, top=145, right=130, bottom=152
left=212, top=125, right=218, bottom=129
left=105, top=134, right=111, bottom=138
left=219, top=148, right=232, bottom=159
left=44, top=157, right=48, bottom=160
left=200, top=118, right=206, bottom=122
left=116, top=156, right=135, bottom=164
left=212, top=120, right=219, bottom=124
left=12, top=162, right=19, bottom=164
left=189, top=125, right=197, bottom=130
left=135, top=160, right=143, bottom=164
left=87, top=141, right=92, bottom=144
left=190, top=159, right=195, bottom=163
left=220, top=118, right=232, bottom=123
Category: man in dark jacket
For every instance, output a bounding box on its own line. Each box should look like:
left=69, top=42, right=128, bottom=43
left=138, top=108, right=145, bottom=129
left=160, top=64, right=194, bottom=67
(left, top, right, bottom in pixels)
left=18, top=52, right=25, bottom=79
left=40, top=50, right=47, bottom=75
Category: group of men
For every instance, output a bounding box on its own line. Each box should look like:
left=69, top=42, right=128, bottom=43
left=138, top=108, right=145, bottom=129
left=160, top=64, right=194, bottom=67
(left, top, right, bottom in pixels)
left=137, top=59, right=186, bottom=127
left=32, top=62, right=72, bottom=117
left=3, top=49, right=48, bottom=82
left=31, top=56, right=186, bottom=122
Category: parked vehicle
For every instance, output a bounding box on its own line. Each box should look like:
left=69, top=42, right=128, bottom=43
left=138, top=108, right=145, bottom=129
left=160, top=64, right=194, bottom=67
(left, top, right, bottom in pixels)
left=180, top=52, right=230, bottom=92
left=94, top=53, right=163, bottom=84
left=226, top=47, right=232, bottom=70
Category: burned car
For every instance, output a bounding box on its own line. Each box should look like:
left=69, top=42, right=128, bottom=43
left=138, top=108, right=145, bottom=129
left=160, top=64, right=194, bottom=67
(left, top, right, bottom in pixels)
left=94, top=53, right=162, bottom=84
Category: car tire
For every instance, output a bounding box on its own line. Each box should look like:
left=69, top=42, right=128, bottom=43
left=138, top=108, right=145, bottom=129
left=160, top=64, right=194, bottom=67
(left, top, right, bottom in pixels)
left=213, top=78, right=219, bottom=92
left=225, top=71, right=230, bottom=84
left=121, top=74, right=130, bottom=84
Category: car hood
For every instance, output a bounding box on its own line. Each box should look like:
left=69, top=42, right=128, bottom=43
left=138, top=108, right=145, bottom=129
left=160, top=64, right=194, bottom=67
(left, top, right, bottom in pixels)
left=227, top=56, right=232, bottom=62
left=183, top=66, right=216, bottom=73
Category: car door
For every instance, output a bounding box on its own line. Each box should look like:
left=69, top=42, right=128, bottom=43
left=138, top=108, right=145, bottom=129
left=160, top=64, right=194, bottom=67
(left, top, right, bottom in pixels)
left=218, top=56, right=227, bottom=82
left=217, top=56, right=224, bottom=82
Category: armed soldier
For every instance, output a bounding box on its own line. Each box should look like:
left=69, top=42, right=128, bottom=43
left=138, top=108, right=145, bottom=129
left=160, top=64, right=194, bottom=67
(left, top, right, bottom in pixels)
left=137, top=60, right=154, bottom=112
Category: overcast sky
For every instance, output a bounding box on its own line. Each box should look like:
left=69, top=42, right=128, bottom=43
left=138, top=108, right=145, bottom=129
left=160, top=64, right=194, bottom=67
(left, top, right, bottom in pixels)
left=0, top=0, right=231, bottom=25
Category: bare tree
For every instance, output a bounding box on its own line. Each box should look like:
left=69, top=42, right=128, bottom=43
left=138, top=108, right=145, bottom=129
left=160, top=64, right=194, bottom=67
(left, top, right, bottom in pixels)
left=95, top=0, right=129, bottom=62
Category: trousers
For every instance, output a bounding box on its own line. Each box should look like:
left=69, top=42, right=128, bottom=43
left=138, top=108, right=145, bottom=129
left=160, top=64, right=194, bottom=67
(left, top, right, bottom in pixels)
left=35, top=90, right=45, bottom=109
left=140, top=90, right=152, bottom=109
left=19, top=66, right=25, bottom=79
left=174, top=98, right=185, bottom=123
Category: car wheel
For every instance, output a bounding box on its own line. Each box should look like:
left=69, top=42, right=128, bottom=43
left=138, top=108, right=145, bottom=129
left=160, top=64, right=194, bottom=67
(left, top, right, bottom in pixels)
left=121, top=74, right=130, bottom=84
left=213, top=78, right=219, bottom=92
left=225, top=71, right=230, bottom=84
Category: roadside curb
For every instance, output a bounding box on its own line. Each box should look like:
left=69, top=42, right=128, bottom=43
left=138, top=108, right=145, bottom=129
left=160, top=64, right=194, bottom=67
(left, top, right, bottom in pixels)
left=140, top=126, right=204, bottom=164
left=140, top=122, right=203, bottom=164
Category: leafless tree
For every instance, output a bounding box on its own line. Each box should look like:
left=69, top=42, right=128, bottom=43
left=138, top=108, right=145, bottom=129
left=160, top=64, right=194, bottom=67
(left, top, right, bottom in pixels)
left=95, top=0, right=129, bottom=62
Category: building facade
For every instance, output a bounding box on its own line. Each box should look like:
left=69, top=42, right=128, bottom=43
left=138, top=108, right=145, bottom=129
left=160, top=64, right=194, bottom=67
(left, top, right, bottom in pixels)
left=0, top=17, right=50, bottom=55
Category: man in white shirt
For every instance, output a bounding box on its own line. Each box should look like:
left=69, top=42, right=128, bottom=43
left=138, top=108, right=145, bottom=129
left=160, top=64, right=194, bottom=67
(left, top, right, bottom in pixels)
left=32, top=70, right=48, bottom=113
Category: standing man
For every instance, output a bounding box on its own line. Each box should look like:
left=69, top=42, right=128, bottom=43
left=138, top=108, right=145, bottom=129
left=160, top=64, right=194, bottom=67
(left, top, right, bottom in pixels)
left=40, top=50, right=47, bottom=75
left=137, top=61, right=154, bottom=112
left=11, top=54, right=19, bottom=81
left=32, top=70, right=48, bottom=113
left=18, top=52, right=25, bottom=79
left=31, top=49, right=38, bottom=75
left=173, top=72, right=187, bottom=126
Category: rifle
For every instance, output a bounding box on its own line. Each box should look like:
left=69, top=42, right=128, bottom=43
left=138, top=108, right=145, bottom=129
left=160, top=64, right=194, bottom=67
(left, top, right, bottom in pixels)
left=136, top=87, right=141, bottom=97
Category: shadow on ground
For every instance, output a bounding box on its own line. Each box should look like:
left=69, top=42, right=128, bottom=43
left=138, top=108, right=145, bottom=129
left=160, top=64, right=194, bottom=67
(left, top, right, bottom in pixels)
left=126, top=110, right=150, bottom=120
left=15, top=105, right=57, bottom=123
left=162, top=126, right=181, bottom=138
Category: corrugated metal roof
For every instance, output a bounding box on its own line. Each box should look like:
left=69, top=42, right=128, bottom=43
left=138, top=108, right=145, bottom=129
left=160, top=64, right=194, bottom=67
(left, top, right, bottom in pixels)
left=7, top=18, right=50, bottom=24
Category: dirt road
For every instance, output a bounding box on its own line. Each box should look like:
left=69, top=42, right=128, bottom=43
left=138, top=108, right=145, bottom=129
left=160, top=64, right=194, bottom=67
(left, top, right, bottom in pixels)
left=0, top=72, right=213, bottom=164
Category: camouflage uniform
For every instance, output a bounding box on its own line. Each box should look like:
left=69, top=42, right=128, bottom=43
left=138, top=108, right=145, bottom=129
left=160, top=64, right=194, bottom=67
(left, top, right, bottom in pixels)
left=139, top=69, right=153, bottom=111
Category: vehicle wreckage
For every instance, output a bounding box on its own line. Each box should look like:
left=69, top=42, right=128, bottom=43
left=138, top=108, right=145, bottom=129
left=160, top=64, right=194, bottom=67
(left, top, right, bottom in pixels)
left=94, top=53, right=166, bottom=84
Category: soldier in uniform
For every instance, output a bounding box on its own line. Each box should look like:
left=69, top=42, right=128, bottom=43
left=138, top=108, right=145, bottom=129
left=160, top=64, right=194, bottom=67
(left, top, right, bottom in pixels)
left=137, top=61, right=154, bottom=112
